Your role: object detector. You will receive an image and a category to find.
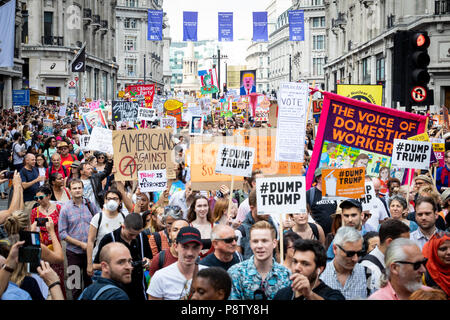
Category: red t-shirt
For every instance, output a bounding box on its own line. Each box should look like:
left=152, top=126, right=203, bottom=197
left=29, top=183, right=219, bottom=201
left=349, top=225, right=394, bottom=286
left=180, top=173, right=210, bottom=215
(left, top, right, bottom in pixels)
left=148, top=249, right=178, bottom=278
left=46, top=164, right=69, bottom=179
left=60, top=153, right=77, bottom=168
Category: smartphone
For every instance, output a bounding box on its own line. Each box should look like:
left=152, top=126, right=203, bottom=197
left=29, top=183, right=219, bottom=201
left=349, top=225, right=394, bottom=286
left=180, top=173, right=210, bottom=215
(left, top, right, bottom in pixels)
left=19, top=231, right=40, bottom=246
left=18, top=231, right=41, bottom=264
left=36, top=217, right=49, bottom=227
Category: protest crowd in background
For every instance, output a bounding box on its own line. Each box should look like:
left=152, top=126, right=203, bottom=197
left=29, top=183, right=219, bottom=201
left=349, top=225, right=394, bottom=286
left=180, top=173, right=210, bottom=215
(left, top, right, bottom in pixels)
left=0, top=86, right=449, bottom=302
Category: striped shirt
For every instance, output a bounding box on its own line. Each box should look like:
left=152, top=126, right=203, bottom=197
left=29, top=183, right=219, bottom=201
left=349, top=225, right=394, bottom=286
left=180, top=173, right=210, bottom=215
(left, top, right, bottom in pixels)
left=58, top=199, right=99, bottom=254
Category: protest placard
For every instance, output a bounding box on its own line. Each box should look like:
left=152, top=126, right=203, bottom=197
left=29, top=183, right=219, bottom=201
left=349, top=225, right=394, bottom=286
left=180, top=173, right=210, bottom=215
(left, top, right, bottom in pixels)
left=391, top=139, right=432, bottom=170
left=215, top=145, right=255, bottom=177
left=161, top=117, right=177, bottom=134
left=430, top=138, right=445, bottom=166
left=79, top=135, right=91, bottom=150
left=321, top=167, right=365, bottom=200
left=112, top=129, right=175, bottom=181
left=138, top=107, right=157, bottom=122
left=190, top=116, right=203, bottom=136
left=80, top=107, right=90, bottom=114
left=112, top=101, right=139, bottom=122
left=306, top=91, right=428, bottom=189
left=43, top=119, right=53, bottom=136
left=358, top=180, right=378, bottom=212
left=86, top=127, right=113, bottom=155
left=125, top=84, right=155, bottom=108
left=58, top=105, right=67, bottom=117
left=82, top=109, right=107, bottom=134
left=256, top=176, right=307, bottom=215
left=13, top=106, right=22, bottom=114
left=138, top=170, right=167, bottom=192
left=275, top=82, right=308, bottom=163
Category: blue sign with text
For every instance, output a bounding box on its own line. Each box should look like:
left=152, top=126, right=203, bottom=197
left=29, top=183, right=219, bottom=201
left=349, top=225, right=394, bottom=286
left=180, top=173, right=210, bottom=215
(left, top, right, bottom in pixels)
left=12, top=90, right=30, bottom=106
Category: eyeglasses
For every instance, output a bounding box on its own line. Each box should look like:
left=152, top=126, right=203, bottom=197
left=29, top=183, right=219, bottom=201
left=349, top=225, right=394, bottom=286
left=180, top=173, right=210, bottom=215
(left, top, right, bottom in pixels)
left=215, top=236, right=238, bottom=244
left=395, top=258, right=428, bottom=270
left=336, top=244, right=365, bottom=258
left=34, top=195, right=45, bottom=201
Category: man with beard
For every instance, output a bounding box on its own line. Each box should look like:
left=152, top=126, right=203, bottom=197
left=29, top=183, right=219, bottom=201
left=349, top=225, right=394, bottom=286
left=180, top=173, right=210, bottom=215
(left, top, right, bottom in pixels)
left=79, top=243, right=133, bottom=300
left=274, top=239, right=345, bottom=300
left=410, top=196, right=443, bottom=250
left=369, top=238, right=430, bottom=300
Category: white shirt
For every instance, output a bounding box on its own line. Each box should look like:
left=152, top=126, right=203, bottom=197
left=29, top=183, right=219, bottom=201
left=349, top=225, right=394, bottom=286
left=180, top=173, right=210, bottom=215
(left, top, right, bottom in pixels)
left=360, top=246, right=385, bottom=291
left=90, top=211, right=127, bottom=259
left=365, top=197, right=389, bottom=230
left=147, top=262, right=208, bottom=300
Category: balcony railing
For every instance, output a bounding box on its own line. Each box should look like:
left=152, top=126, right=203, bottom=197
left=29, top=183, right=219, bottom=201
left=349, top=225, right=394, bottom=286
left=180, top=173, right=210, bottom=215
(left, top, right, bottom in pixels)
left=41, top=36, right=64, bottom=46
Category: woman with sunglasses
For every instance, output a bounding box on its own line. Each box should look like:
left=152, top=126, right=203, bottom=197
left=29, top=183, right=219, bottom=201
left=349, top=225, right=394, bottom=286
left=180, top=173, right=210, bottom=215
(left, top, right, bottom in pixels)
left=49, top=172, right=71, bottom=205
left=422, top=231, right=450, bottom=297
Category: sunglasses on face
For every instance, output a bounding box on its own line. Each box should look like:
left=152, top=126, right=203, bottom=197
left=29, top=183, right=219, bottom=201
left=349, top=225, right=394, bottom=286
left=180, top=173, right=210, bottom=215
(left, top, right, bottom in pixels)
left=336, top=244, right=365, bottom=258
left=34, top=195, right=45, bottom=201
left=395, top=258, right=428, bottom=270
left=215, top=236, right=238, bottom=244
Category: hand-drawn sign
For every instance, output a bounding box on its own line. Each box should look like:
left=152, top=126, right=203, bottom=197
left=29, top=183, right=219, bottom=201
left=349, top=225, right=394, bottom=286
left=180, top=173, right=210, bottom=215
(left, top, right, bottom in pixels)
left=119, top=156, right=137, bottom=177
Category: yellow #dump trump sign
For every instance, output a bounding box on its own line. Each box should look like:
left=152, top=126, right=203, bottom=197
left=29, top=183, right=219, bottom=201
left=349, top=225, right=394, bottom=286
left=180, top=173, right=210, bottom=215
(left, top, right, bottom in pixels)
left=337, top=85, right=383, bottom=106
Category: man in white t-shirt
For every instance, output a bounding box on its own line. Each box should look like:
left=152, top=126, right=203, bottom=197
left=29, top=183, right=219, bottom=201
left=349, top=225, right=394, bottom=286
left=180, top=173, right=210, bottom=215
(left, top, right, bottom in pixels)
left=147, top=226, right=207, bottom=300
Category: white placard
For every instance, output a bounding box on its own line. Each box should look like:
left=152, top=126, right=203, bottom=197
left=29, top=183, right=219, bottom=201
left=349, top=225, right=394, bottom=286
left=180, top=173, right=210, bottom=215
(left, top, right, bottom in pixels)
left=391, top=139, right=432, bottom=170
left=275, top=82, right=308, bottom=162
left=86, top=127, right=113, bottom=155
left=138, top=169, right=167, bottom=192
left=138, top=107, right=157, bottom=121
left=58, top=105, right=67, bottom=117
left=256, top=176, right=307, bottom=215
left=79, top=135, right=91, bottom=150
left=215, top=144, right=255, bottom=177
left=161, top=116, right=177, bottom=134
left=358, top=181, right=378, bottom=212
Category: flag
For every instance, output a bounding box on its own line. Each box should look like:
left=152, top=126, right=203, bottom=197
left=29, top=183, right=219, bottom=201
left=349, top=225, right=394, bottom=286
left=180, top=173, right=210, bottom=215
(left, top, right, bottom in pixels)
left=183, top=11, right=198, bottom=42
left=148, top=10, right=163, bottom=41
left=0, top=0, right=16, bottom=68
left=71, top=43, right=86, bottom=72
left=218, top=12, right=233, bottom=42
left=289, top=10, right=305, bottom=41
left=253, top=12, right=268, bottom=42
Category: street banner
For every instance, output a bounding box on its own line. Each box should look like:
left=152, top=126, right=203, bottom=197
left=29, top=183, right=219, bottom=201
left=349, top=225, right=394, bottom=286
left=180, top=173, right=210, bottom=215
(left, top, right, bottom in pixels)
left=240, top=70, right=257, bottom=96
left=79, top=135, right=91, bottom=150
left=253, top=12, right=268, bottom=42
left=306, top=91, right=428, bottom=189
left=199, top=69, right=219, bottom=95
left=71, top=43, right=86, bottom=72
left=337, top=84, right=383, bottom=106
left=125, top=84, right=155, bottom=108
left=12, top=90, right=30, bottom=106
left=138, top=107, right=157, bottom=122
left=391, top=139, right=432, bottom=170
left=148, top=10, right=163, bottom=41
left=321, top=167, right=366, bottom=200
left=215, top=145, right=255, bottom=177
left=86, top=127, right=113, bottom=155
left=183, top=11, right=198, bottom=42
left=218, top=12, right=233, bottom=42
left=112, top=129, right=175, bottom=181
left=112, top=101, right=139, bottom=121
left=82, top=109, right=108, bottom=134
left=0, top=0, right=15, bottom=67
left=275, top=82, right=308, bottom=163
left=138, top=169, right=167, bottom=192
left=256, top=176, right=307, bottom=215
left=288, top=10, right=305, bottom=41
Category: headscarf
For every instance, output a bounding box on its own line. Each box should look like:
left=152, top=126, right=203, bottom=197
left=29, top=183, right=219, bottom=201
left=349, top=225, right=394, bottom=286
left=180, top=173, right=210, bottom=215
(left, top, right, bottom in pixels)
left=422, top=231, right=450, bottom=296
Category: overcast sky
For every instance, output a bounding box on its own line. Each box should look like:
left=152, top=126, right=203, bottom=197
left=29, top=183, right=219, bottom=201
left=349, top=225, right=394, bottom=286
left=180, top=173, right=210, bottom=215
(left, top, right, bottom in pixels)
left=163, top=0, right=272, bottom=42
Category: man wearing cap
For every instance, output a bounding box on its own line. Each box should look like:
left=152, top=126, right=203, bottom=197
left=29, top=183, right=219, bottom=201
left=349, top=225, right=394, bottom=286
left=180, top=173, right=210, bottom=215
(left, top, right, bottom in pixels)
left=57, top=140, right=78, bottom=168
left=306, top=167, right=337, bottom=235
left=436, top=150, right=450, bottom=192
left=413, top=174, right=434, bottom=194
left=147, top=226, right=208, bottom=300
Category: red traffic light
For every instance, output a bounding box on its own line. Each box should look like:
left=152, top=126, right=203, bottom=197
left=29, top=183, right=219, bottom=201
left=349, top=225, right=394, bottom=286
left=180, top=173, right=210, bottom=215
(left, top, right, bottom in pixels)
left=412, top=33, right=430, bottom=49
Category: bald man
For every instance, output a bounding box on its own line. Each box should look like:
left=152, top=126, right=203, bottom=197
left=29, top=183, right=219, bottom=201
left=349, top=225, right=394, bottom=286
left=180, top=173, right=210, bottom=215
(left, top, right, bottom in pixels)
left=79, top=243, right=132, bottom=300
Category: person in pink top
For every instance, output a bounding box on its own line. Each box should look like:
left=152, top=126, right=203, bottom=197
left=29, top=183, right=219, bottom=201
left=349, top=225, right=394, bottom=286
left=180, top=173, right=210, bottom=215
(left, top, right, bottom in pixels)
left=369, top=238, right=431, bottom=300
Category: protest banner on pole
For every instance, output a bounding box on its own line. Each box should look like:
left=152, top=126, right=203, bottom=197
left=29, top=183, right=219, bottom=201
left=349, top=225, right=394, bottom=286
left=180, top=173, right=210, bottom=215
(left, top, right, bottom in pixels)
left=215, top=145, right=255, bottom=178
left=86, top=127, right=114, bottom=155
left=391, top=139, right=432, bottom=170
left=112, top=101, right=139, bottom=122
left=138, top=169, right=167, bottom=192
left=306, top=91, right=428, bottom=189
left=255, top=176, right=307, bottom=215
left=321, top=167, right=366, bottom=200
left=112, top=129, right=175, bottom=181
left=138, top=107, right=157, bottom=122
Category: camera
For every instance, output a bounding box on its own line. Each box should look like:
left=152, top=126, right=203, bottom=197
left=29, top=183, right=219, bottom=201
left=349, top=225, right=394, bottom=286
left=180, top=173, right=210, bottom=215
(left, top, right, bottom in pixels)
left=18, top=231, right=41, bottom=265
left=216, top=190, right=224, bottom=198
left=36, top=217, right=49, bottom=227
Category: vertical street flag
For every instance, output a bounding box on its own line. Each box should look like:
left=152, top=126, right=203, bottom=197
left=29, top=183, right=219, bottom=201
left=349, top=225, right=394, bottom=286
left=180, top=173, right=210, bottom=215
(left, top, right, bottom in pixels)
left=183, top=11, right=198, bottom=42
left=218, top=12, right=233, bottom=42
left=253, top=12, right=268, bottom=42
left=148, top=10, right=163, bottom=41
left=0, top=0, right=16, bottom=68
left=289, top=10, right=305, bottom=41
left=71, top=42, right=86, bottom=72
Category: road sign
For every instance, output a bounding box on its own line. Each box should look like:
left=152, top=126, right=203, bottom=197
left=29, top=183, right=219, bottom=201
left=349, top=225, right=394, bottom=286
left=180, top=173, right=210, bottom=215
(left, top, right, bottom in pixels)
left=69, top=81, right=76, bottom=88
left=411, top=86, right=427, bottom=103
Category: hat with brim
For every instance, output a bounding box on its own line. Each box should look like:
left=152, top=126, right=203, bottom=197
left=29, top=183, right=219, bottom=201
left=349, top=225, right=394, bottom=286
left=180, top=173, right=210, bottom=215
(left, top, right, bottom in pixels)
left=176, top=226, right=202, bottom=246
left=414, top=174, right=433, bottom=185
left=339, top=198, right=363, bottom=212
left=71, top=160, right=81, bottom=168
left=57, top=141, right=69, bottom=148
left=441, top=188, right=450, bottom=203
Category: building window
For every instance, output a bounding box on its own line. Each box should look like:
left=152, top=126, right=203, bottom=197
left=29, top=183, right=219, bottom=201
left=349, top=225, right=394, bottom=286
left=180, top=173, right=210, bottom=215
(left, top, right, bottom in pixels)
left=124, top=18, right=137, bottom=29
left=312, top=17, right=325, bottom=28
left=362, top=57, right=371, bottom=84
left=313, top=0, right=323, bottom=5
left=124, top=36, right=137, bottom=51
left=125, top=58, right=137, bottom=77
left=126, top=0, right=138, bottom=7
left=313, top=35, right=325, bottom=50
left=313, top=58, right=324, bottom=76
left=376, top=55, right=385, bottom=82
left=44, top=12, right=53, bottom=38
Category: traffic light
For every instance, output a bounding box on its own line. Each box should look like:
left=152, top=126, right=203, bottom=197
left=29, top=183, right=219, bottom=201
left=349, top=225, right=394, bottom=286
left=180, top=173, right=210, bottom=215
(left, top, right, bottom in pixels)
left=392, top=31, right=431, bottom=111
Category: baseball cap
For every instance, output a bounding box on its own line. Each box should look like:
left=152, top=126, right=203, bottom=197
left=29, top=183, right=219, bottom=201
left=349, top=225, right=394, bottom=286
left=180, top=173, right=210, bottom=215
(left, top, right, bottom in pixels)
left=176, top=226, right=202, bottom=245
left=339, top=198, right=363, bottom=212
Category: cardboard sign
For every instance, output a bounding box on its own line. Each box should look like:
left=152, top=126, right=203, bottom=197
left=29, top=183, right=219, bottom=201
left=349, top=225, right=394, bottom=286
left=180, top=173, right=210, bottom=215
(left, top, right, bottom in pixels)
left=256, top=176, right=307, bottom=215
left=112, top=101, right=139, bottom=121
left=161, top=117, right=177, bottom=134
left=79, top=135, right=91, bottom=150
left=321, top=167, right=365, bottom=200
left=215, top=145, right=255, bottom=177
left=138, top=169, right=167, bottom=192
left=86, top=127, right=113, bottom=155
left=358, top=181, right=378, bottom=212
left=138, top=107, right=157, bottom=122
left=112, top=129, right=175, bottom=181
left=391, top=139, right=432, bottom=170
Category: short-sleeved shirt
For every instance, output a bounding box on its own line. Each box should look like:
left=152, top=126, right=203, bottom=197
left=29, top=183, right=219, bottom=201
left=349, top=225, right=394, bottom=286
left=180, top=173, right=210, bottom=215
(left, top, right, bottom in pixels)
left=13, top=142, right=25, bottom=165
left=199, top=252, right=243, bottom=271
left=273, top=280, right=346, bottom=300
left=20, top=166, right=40, bottom=202
left=90, top=211, right=126, bottom=260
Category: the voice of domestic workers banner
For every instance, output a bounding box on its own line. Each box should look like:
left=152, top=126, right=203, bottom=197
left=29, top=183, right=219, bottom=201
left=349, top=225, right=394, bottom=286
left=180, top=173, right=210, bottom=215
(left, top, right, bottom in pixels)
left=305, top=91, right=428, bottom=189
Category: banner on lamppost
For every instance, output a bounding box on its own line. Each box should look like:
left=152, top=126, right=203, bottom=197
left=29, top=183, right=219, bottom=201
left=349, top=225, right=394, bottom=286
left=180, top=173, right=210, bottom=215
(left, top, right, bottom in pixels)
left=218, top=12, right=233, bottom=42
left=289, top=10, right=305, bottom=41
left=148, top=10, right=163, bottom=41
left=183, top=11, right=198, bottom=42
left=253, top=12, right=268, bottom=42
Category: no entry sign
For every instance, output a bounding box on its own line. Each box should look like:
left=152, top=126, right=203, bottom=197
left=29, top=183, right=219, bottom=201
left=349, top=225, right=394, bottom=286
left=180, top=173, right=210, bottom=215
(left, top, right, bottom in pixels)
left=411, top=86, right=427, bottom=103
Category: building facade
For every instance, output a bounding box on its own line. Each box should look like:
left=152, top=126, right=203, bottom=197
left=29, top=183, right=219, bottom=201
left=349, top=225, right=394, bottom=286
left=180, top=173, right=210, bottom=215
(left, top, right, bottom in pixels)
left=20, top=0, right=118, bottom=104
left=323, top=0, right=450, bottom=109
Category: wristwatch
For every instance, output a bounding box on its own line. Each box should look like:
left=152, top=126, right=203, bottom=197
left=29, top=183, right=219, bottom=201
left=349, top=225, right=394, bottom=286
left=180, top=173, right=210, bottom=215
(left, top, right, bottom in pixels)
left=1, top=264, right=14, bottom=273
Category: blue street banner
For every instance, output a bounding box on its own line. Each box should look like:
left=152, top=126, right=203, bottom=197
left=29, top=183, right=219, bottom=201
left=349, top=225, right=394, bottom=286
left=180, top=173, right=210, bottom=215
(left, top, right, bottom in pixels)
left=289, top=10, right=305, bottom=41
left=183, top=11, right=198, bottom=42
left=218, top=12, right=233, bottom=42
left=148, top=10, right=163, bottom=41
left=0, top=0, right=16, bottom=67
left=12, top=89, right=30, bottom=106
left=253, top=12, right=268, bottom=42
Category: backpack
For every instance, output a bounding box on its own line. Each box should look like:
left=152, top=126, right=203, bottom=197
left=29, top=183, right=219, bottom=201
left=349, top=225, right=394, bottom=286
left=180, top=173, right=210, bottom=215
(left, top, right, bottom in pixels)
left=95, top=211, right=126, bottom=247
left=78, top=284, right=118, bottom=300
left=147, top=230, right=170, bottom=256
left=48, top=162, right=68, bottom=177
left=360, top=254, right=385, bottom=274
